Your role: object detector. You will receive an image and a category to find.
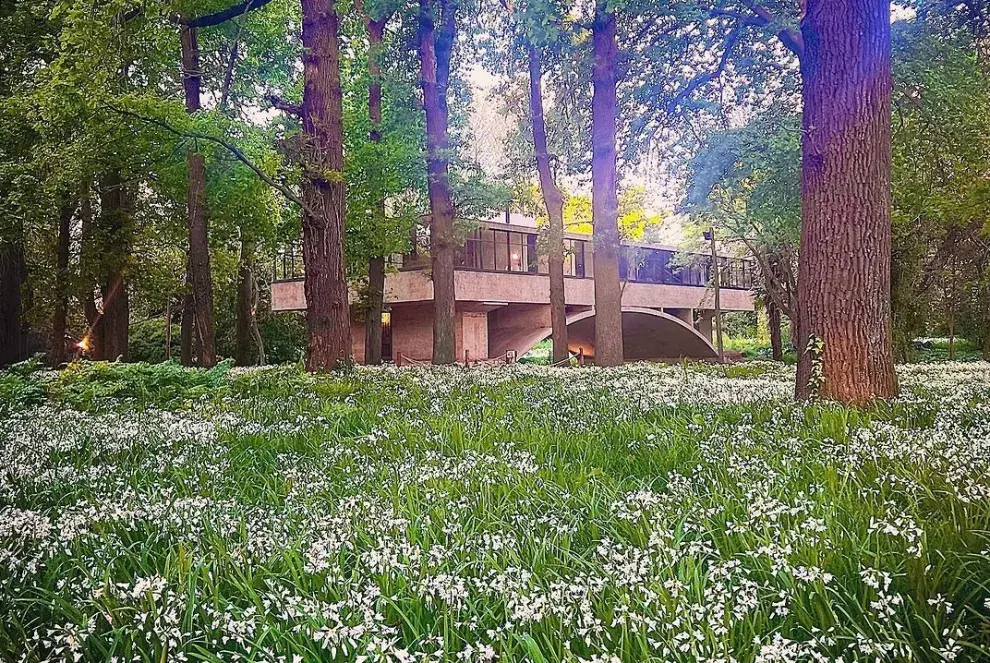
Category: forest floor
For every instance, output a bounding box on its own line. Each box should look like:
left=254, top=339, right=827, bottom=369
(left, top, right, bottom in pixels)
left=1, top=360, right=990, bottom=662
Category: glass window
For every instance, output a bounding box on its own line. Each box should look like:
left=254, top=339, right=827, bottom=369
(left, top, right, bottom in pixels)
left=526, top=234, right=539, bottom=273
left=493, top=230, right=509, bottom=271
left=564, top=239, right=586, bottom=277
left=508, top=233, right=525, bottom=272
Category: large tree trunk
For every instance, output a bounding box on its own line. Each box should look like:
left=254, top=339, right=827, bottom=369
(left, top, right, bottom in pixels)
left=795, top=0, right=897, bottom=403
left=98, top=171, right=131, bottom=362
left=363, top=14, right=390, bottom=366
left=49, top=201, right=75, bottom=366
left=235, top=234, right=257, bottom=366
left=528, top=45, right=569, bottom=365
left=590, top=11, right=623, bottom=367
left=418, top=0, right=457, bottom=365
left=181, top=25, right=218, bottom=368
left=300, top=0, right=352, bottom=371
left=0, top=237, right=26, bottom=367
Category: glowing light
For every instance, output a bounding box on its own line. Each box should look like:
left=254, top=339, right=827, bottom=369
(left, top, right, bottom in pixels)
left=77, top=337, right=90, bottom=352
left=511, top=252, right=519, bottom=261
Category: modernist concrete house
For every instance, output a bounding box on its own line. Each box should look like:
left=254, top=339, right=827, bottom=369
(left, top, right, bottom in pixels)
left=271, top=215, right=756, bottom=363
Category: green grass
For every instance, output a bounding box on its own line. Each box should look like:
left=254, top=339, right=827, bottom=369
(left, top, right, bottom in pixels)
left=1, top=360, right=989, bottom=662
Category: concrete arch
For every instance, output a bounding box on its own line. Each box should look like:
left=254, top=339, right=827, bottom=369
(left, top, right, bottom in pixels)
left=501, top=306, right=718, bottom=362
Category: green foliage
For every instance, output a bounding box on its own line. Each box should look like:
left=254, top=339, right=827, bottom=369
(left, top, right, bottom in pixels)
left=49, top=359, right=232, bottom=409
left=258, top=312, right=307, bottom=365
left=3, top=363, right=990, bottom=660
left=129, top=319, right=181, bottom=364
left=0, top=370, right=46, bottom=416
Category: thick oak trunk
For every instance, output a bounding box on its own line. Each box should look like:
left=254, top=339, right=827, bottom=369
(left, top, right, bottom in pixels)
left=0, top=238, right=26, bottom=367
left=98, top=171, right=131, bottom=361
left=418, top=0, right=457, bottom=365
left=796, top=0, right=897, bottom=403
left=49, top=202, right=74, bottom=366
left=591, top=12, right=623, bottom=367
left=528, top=46, right=569, bottom=365
left=181, top=25, right=218, bottom=368
left=300, top=0, right=352, bottom=371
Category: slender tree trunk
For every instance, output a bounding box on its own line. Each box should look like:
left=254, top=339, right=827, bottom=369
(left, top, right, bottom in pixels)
left=590, top=10, right=623, bottom=367
left=250, top=276, right=266, bottom=365
left=235, top=234, right=257, bottom=366
left=180, top=288, right=195, bottom=365
left=181, top=25, right=217, bottom=368
left=0, top=237, right=26, bottom=367
left=363, top=14, right=390, bottom=366
left=947, top=254, right=956, bottom=360
left=165, top=299, right=172, bottom=360
left=365, top=256, right=386, bottom=364
left=300, top=0, right=352, bottom=371
left=709, top=227, right=724, bottom=361
left=418, top=0, right=457, bottom=365
left=795, top=0, right=897, bottom=403
left=768, top=298, right=783, bottom=361
left=79, top=190, right=103, bottom=358
left=49, top=201, right=75, bottom=366
left=528, top=45, right=569, bottom=365
left=98, top=171, right=131, bottom=362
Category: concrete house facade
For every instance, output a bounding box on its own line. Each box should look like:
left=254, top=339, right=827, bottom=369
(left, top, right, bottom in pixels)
left=271, top=215, right=756, bottom=363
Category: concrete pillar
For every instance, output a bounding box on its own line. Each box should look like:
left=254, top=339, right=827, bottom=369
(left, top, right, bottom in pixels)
left=456, top=311, right=489, bottom=361
left=666, top=308, right=694, bottom=326
left=697, top=310, right=714, bottom=343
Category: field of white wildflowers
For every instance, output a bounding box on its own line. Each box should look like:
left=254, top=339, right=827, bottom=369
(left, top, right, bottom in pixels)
left=1, top=360, right=990, bottom=663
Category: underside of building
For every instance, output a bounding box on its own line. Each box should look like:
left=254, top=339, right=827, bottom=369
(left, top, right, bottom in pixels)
left=271, top=219, right=756, bottom=363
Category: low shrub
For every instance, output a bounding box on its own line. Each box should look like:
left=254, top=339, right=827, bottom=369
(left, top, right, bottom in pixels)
left=258, top=312, right=307, bottom=364
left=49, top=359, right=232, bottom=409
left=0, top=369, right=45, bottom=416
left=129, top=318, right=181, bottom=364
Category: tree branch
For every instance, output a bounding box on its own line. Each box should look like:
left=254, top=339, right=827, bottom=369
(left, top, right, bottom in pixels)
left=665, top=26, right=744, bottom=115
left=182, top=0, right=277, bottom=28
left=267, top=95, right=303, bottom=116
left=737, top=0, right=804, bottom=58
left=107, top=104, right=312, bottom=215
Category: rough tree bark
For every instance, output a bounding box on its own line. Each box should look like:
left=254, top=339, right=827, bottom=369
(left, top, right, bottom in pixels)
left=795, top=0, right=898, bottom=402
left=528, top=45, right=568, bottom=365
left=590, top=10, right=623, bottom=367
left=181, top=24, right=217, bottom=368
left=418, top=0, right=458, bottom=365
left=300, top=0, right=352, bottom=371
left=49, top=201, right=75, bottom=366
left=180, top=286, right=195, bottom=365
left=0, top=237, right=26, bottom=367
left=98, top=171, right=131, bottom=361
left=362, top=11, right=391, bottom=366
left=767, top=298, right=783, bottom=361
